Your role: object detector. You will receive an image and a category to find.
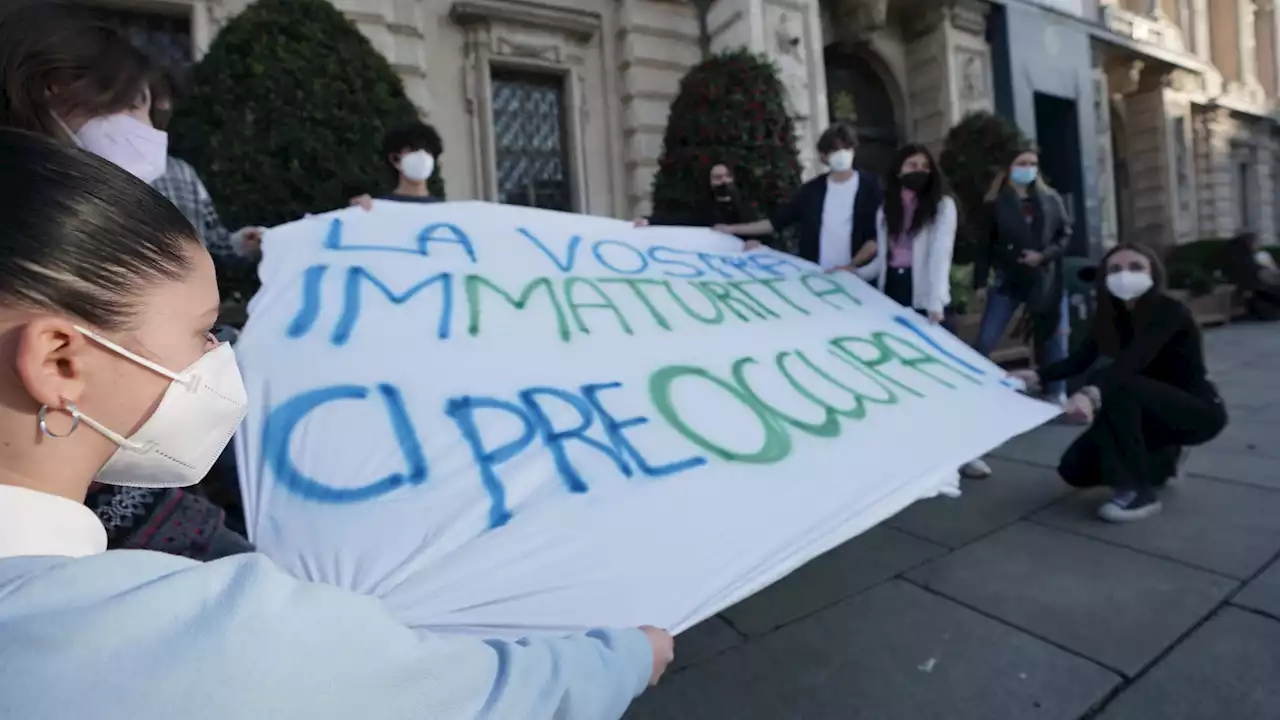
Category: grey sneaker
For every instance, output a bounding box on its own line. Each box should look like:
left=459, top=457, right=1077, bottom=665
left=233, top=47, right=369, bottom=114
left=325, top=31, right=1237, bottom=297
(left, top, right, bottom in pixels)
left=1098, top=489, right=1163, bottom=523
left=960, top=459, right=992, bottom=479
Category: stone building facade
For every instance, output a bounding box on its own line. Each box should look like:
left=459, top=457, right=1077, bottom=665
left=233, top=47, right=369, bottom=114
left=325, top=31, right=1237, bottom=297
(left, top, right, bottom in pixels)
left=1094, top=0, right=1280, bottom=251
left=89, top=0, right=1280, bottom=252
left=88, top=0, right=995, bottom=221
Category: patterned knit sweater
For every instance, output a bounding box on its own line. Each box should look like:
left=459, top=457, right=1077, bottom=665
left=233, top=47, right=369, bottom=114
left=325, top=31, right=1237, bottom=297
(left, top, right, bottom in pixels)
left=84, top=484, right=250, bottom=560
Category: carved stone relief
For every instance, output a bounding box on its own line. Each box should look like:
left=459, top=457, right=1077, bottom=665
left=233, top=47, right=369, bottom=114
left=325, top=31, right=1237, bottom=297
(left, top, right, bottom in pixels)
left=953, top=47, right=990, bottom=115
left=764, top=3, right=811, bottom=119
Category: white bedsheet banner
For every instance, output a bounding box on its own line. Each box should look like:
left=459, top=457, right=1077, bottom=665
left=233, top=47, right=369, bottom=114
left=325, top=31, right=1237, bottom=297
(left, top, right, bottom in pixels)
left=235, top=200, right=1057, bottom=638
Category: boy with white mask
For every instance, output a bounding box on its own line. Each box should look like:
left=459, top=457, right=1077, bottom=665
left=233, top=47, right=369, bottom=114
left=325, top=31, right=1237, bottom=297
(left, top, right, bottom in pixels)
left=714, top=123, right=882, bottom=271
left=351, top=121, right=444, bottom=210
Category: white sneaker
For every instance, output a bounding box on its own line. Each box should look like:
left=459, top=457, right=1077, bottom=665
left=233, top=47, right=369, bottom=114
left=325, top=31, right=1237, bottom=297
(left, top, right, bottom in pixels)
left=960, top=459, right=992, bottom=479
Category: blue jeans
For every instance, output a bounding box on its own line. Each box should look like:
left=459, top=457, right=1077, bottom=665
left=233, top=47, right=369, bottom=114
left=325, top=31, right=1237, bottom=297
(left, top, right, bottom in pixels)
left=975, top=284, right=1069, bottom=397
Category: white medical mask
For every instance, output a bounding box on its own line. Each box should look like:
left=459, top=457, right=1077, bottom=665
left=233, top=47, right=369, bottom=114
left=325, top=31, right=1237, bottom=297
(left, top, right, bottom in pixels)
left=63, top=327, right=248, bottom=488
left=74, top=114, right=169, bottom=184
left=399, top=150, right=435, bottom=182
left=827, top=149, right=855, bottom=172
left=1105, top=270, right=1154, bottom=302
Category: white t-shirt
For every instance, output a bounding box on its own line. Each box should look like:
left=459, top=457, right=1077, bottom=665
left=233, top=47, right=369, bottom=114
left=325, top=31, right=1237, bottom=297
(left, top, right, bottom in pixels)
left=818, top=173, right=860, bottom=270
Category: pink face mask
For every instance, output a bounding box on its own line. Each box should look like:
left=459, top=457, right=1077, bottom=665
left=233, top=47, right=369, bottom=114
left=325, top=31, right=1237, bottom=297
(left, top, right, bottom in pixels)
left=71, top=114, right=169, bottom=184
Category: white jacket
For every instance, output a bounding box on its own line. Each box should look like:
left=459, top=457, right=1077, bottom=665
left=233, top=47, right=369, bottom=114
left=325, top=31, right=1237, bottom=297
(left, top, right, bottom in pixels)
left=856, top=195, right=958, bottom=314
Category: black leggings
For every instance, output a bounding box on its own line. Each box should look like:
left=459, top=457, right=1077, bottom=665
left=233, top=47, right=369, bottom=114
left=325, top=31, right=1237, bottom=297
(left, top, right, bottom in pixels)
left=1058, top=375, right=1227, bottom=491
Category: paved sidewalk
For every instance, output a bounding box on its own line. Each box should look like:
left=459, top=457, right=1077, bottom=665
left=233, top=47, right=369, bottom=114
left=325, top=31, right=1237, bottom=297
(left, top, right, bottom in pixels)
left=627, top=322, right=1280, bottom=720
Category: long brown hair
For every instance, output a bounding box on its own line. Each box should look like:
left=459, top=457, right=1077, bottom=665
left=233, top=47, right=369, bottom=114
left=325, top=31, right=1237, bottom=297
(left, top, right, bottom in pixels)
left=884, top=143, right=950, bottom=237
left=1092, top=242, right=1169, bottom=356
left=0, top=1, right=151, bottom=139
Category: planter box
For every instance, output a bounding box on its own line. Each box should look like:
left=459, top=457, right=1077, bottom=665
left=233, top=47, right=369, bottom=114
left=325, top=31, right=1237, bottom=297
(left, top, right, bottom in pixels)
left=952, top=306, right=1033, bottom=367
left=1169, top=284, right=1235, bottom=327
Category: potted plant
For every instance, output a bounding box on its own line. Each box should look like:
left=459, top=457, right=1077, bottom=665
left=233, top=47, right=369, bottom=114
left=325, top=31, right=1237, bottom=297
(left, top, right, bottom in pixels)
left=1165, top=239, right=1234, bottom=325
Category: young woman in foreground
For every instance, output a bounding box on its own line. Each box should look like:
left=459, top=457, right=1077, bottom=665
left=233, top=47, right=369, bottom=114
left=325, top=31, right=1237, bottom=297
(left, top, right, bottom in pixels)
left=0, top=0, right=257, bottom=559
left=1011, top=244, right=1227, bottom=522
left=0, top=129, right=672, bottom=719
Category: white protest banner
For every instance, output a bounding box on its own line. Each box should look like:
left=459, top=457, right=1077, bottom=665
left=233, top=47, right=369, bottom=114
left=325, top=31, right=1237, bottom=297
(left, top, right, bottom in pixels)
left=234, top=201, right=1058, bottom=638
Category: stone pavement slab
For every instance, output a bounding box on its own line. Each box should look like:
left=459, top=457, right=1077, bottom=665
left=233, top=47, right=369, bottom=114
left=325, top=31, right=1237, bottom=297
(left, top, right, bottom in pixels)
left=1211, top=367, right=1280, bottom=412
left=1181, top=446, right=1280, bottom=492
left=1032, top=474, right=1280, bottom=579
left=1098, top=608, right=1280, bottom=719
left=720, top=526, right=947, bottom=637
left=889, top=459, right=1071, bottom=548
left=905, top=522, right=1237, bottom=676
left=987, top=424, right=1082, bottom=469
left=668, top=616, right=743, bottom=672
left=627, top=581, right=1119, bottom=720
left=1234, top=558, right=1280, bottom=620
left=1202, top=415, right=1280, bottom=461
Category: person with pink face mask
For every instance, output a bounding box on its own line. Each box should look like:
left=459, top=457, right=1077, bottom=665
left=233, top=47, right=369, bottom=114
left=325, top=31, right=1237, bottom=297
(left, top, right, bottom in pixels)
left=0, top=0, right=254, bottom=561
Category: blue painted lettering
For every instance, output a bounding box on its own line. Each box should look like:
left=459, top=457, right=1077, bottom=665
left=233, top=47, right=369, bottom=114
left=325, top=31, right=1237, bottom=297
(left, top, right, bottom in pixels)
left=332, top=267, right=452, bottom=346
left=264, top=384, right=428, bottom=503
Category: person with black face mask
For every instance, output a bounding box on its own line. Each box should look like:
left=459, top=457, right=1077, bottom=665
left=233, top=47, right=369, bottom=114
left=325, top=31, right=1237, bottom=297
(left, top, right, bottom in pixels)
left=855, top=144, right=957, bottom=327
left=634, top=163, right=762, bottom=238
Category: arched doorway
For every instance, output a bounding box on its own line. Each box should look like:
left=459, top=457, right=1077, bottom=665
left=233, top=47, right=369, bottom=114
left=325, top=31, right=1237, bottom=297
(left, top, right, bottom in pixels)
left=823, top=43, right=899, bottom=182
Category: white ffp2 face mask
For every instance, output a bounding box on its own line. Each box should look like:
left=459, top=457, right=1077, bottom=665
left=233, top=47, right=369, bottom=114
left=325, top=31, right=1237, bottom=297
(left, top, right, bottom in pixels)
left=399, top=150, right=435, bottom=182
left=75, top=114, right=169, bottom=184
left=1105, top=270, right=1154, bottom=302
left=71, top=327, right=248, bottom=488
left=827, top=149, right=855, bottom=172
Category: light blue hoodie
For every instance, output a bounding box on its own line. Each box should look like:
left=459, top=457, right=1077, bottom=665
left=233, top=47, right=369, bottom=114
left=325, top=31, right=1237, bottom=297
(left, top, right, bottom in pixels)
left=0, top=550, right=653, bottom=719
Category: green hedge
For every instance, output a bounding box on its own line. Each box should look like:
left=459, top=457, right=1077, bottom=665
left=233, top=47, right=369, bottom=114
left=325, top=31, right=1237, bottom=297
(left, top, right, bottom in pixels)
left=169, top=0, right=436, bottom=230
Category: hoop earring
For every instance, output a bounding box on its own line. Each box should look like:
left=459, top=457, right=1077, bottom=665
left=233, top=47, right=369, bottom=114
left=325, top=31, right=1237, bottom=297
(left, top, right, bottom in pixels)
left=38, top=401, right=81, bottom=439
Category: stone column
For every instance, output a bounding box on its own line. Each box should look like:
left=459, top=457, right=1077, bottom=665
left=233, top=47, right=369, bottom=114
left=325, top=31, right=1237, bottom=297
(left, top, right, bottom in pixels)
left=1190, top=0, right=1212, bottom=62
left=1258, top=0, right=1280, bottom=95
left=1256, top=132, right=1278, bottom=240
left=1193, top=107, right=1239, bottom=238
left=1242, top=0, right=1261, bottom=85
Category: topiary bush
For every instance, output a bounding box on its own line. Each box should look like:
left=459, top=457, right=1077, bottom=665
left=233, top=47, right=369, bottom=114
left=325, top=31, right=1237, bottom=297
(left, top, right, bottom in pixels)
left=169, top=0, right=442, bottom=231
left=650, top=49, right=802, bottom=251
left=940, top=111, right=1031, bottom=265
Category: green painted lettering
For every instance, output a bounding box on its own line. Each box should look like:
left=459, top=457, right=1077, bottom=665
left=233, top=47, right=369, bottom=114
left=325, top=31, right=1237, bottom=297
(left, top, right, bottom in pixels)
left=564, top=277, right=633, bottom=336
left=466, top=275, right=571, bottom=341
left=648, top=365, right=790, bottom=463
left=800, top=273, right=862, bottom=310
left=665, top=280, right=725, bottom=325
left=597, top=277, right=672, bottom=331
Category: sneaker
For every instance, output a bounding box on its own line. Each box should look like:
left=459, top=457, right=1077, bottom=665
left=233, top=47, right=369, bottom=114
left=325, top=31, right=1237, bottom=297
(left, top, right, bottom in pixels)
left=960, top=459, right=992, bottom=479
left=1098, top=489, right=1163, bottom=523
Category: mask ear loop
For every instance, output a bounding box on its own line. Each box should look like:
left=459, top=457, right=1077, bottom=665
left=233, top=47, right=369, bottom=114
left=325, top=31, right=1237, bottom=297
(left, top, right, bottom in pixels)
left=50, top=113, right=85, bottom=148
left=38, top=402, right=81, bottom=438
left=38, top=400, right=144, bottom=450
